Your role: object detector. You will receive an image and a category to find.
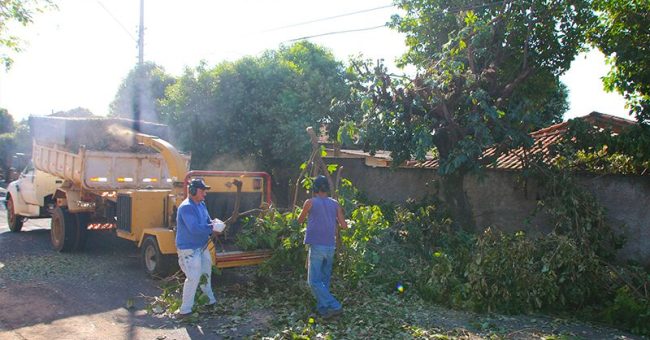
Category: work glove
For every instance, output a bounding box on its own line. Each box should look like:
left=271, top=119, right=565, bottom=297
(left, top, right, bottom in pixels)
left=211, top=218, right=226, bottom=233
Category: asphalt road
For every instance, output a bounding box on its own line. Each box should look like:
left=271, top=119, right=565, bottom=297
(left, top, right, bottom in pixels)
left=0, top=205, right=205, bottom=340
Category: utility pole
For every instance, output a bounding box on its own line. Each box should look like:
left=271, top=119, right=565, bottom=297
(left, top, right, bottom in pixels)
left=133, top=0, right=144, bottom=131
left=138, top=0, right=144, bottom=66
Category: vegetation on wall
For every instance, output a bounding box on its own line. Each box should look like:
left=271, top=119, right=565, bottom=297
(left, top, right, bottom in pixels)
left=556, top=119, right=650, bottom=175
left=230, top=166, right=649, bottom=335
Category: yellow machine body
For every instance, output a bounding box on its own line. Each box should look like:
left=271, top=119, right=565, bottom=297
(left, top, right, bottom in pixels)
left=115, top=190, right=173, bottom=242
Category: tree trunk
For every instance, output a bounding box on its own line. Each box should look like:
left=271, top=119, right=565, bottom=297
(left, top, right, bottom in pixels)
left=439, top=172, right=476, bottom=232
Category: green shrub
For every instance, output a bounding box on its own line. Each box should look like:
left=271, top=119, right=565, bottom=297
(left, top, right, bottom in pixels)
left=336, top=205, right=390, bottom=284
left=466, top=229, right=606, bottom=313
left=233, top=176, right=649, bottom=336
left=237, top=209, right=306, bottom=275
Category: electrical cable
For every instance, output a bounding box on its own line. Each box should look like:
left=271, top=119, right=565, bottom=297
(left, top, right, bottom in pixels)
left=285, top=25, right=388, bottom=42
left=262, top=4, right=394, bottom=32
left=95, top=0, right=137, bottom=42
left=285, top=0, right=518, bottom=42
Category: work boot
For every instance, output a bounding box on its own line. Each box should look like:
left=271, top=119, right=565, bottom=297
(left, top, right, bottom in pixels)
left=174, top=312, right=194, bottom=322
left=322, top=308, right=343, bottom=319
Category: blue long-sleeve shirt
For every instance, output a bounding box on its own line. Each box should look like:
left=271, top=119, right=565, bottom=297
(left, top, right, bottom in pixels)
left=175, top=198, right=212, bottom=250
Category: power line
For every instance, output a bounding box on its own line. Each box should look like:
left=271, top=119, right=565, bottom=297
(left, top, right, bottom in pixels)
left=263, top=4, right=394, bottom=33
left=95, top=0, right=137, bottom=42
left=284, top=0, right=517, bottom=42
left=286, top=24, right=388, bottom=42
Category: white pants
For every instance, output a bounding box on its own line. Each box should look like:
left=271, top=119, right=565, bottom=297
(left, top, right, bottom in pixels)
left=177, top=247, right=216, bottom=314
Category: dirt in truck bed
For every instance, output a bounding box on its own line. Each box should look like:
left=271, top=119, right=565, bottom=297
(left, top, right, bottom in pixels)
left=29, top=116, right=172, bottom=152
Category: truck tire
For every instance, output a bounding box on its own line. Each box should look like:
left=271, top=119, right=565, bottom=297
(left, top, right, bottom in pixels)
left=142, top=236, right=178, bottom=278
left=74, top=212, right=90, bottom=251
left=6, top=196, right=24, bottom=232
left=51, top=207, right=77, bottom=252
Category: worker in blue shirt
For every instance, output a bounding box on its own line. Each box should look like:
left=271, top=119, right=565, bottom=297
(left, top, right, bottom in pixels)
left=175, top=178, right=218, bottom=318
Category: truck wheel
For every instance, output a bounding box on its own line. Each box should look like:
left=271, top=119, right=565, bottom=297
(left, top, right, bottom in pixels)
left=51, top=207, right=77, bottom=252
left=74, top=213, right=90, bottom=251
left=6, top=196, right=24, bottom=232
left=142, top=236, right=178, bottom=278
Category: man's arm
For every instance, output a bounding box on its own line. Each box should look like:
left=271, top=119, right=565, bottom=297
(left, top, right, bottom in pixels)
left=297, top=199, right=313, bottom=224
left=336, top=205, right=348, bottom=229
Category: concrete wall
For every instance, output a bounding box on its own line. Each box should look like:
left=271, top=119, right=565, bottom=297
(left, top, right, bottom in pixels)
left=327, top=157, right=650, bottom=267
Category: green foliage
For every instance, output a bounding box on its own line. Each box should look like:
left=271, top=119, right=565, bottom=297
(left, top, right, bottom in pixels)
left=142, top=160, right=646, bottom=336
left=386, top=199, right=474, bottom=306
left=110, top=62, right=176, bottom=123
left=50, top=107, right=94, bottom=117
left=146, top=272, right=216, bottom=320
left=336, top=205, right=390, bottom=284
left=237, top=209, right=306, bottom=275
left=0, top=108, right=15, bottom=134
left=588, top=0, right=650, bottom=123
left=161, top=42, right=350, bottom=205
left=0, top=0, right=56, bottom=69
left=557, top=119, right=650, bottom=175
left=343, top=0, right=591, bottom=173
left=0, top=132, right=16, bottom=179
left=467, top=229, right=605, bottom=313
left=602, top=286, right=650, bottom=334
left=0, top=115, right=29, bottom=180
left=531, top=167, right=624, bottom=259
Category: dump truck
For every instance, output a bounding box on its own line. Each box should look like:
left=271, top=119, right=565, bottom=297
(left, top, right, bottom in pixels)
left=5, top=116, right=272, bottom=276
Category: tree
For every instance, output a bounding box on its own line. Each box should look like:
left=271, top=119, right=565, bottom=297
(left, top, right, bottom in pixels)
left=0, top=0, right=56, bottom=68
left=0, top=108, right=16, bottom=180
left=110, top=62, right=176, bottom=123
left=51, top=107, right=94, bottom=117
left=343, top=0, right=593, bottom=228
left=0, top=132, right=16, bottom=180
left=0, top=107, right=15, bottom=133
left=588, top=0, right=650, bottom=124
left=161, top=41, right=350, bottom=205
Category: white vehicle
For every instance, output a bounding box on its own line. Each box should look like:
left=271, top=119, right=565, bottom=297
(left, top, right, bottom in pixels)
left=5, top=163, right=63, bottom=231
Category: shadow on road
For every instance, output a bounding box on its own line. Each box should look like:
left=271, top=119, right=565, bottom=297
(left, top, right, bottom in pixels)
left=0, top=212, right=190, bottom=338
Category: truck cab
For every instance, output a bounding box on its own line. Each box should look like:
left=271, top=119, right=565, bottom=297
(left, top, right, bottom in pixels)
left=5, top=162, right=62, bottom=232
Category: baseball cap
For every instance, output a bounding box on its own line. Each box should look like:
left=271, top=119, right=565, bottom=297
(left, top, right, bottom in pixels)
left=189, top=178, right=211, bottom=190
left=313, top=175, right=329, bottom=193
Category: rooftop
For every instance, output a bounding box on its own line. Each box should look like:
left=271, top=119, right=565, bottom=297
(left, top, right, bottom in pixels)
left=326, top=112, right=636, bottom=170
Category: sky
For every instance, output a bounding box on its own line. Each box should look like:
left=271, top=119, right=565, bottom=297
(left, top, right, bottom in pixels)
left=0, top=0, right=630, bottom=124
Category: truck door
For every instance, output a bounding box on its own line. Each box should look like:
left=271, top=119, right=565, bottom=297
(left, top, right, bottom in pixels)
left=17, top=163, right=39, bottom=205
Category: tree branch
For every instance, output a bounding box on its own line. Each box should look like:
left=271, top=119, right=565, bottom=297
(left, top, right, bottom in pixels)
left=495, top=67, right=533, bottom=106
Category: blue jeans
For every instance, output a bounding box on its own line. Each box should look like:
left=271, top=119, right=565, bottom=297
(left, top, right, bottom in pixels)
left=177, top=247, right=217, bottom=314
left=307, top=244, right=342, bottom=315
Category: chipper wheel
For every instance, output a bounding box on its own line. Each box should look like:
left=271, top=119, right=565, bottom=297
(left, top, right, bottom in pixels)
left=141, top=236, right=178, bottom=278
left=51, top=207, right=78, bottom=252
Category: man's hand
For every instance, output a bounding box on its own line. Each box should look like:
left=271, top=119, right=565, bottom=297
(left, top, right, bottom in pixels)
left=212, top=218, right=226, bottom=232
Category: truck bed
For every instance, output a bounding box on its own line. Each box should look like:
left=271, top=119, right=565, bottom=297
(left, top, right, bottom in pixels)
left=32, top=143, right=180, bottom=191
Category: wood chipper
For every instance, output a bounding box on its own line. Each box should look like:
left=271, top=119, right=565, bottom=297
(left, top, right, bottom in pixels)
left=6, top=116, right=272, bottom=277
